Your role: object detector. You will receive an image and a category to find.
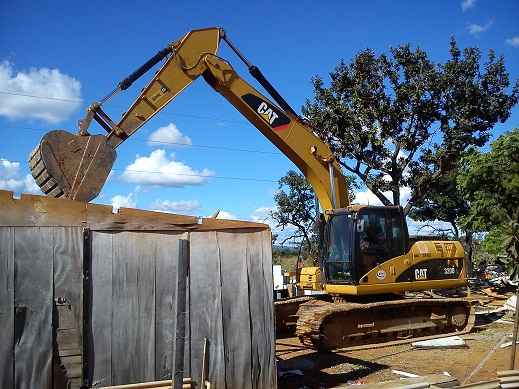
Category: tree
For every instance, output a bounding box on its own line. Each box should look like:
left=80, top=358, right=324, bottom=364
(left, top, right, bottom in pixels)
left=271, top=170, right=357, bottom=260
left=271, top=171, right=317, bottom=255
left=458, top=128, right=519, bottom=264
left=407, top=149, right=476, bottom=273
left=408, top=167, right=468, bottom=239
left=303, top=38, right=518, bottom=214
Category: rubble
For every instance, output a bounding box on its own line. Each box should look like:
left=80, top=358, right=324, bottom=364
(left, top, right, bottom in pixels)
left=334, top=374, right=459, bottom=388
left=504, top=295, right=517, bottom=312
left=412, top=336, right=467, bottom=349
left=392, top=369, right=420, bottom=378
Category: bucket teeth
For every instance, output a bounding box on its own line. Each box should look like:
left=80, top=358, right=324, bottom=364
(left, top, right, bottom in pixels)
left=28, top=144, right=65, bottom=198
left=27, top=130, right=116, bottom=202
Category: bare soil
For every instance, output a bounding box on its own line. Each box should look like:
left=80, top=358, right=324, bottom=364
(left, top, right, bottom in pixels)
left=276, top=320, right=515, bottom=388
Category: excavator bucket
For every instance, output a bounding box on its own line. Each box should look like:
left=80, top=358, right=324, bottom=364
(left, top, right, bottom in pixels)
left=29, top=130, right=116, bottom=202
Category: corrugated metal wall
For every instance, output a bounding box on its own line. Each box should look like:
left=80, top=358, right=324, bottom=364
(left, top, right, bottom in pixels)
left=0, top=227, right=84, bottom=389
left=0, top=227, right=276, bottom=389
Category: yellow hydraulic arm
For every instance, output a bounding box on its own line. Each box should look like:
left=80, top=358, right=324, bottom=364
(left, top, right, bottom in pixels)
left=32, top=27, right=349, bottom=211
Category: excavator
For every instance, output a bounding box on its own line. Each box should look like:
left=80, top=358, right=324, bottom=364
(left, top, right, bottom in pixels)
left=29, top=27, right=474, bottom=351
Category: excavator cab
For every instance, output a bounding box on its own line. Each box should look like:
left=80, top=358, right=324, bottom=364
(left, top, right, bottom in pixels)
left=322, top=206, right=409, bottom=285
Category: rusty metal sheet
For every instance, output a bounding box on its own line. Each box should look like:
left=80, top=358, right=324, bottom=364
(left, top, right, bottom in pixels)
left=0, top=228, right=14, bottom=388
left=0, top=190, right=268, bottom=231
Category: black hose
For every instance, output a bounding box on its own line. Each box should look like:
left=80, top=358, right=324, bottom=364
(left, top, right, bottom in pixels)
left=118, top=47, right=172, bottom=91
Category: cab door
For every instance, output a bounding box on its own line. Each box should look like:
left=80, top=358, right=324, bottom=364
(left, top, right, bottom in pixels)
left=355, top=207, right=408, bottom=278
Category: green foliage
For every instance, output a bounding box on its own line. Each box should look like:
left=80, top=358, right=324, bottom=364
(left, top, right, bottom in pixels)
left=408, top=166, right=467, bottom=238
left=272, top=170, right=317, bottom=246
left=303, top=38, right=519, bottom=214
left=458, top=128, right=519, bottom=263
left=271, top=170, right=356, bottom=261
left=481, top=225, right=509, bottom=257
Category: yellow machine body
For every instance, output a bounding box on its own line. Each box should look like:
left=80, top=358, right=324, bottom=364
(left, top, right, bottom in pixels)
left=300, top=240, right=466, bottom=295
left=30, top=27, right=474, bottom=351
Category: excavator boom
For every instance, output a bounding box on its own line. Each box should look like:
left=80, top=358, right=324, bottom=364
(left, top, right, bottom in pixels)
left=30, top=27, right=348, bottom=210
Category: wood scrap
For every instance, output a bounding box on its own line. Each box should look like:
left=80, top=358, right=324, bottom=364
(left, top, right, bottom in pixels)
left=481, top=288, right=509, bottom=300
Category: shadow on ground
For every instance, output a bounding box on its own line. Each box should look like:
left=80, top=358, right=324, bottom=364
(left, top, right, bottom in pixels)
left=277, top=350, right=388, bottom=389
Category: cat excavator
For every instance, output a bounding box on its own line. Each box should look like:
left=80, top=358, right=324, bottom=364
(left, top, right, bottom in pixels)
left=29, top=27, right=474, bottom=351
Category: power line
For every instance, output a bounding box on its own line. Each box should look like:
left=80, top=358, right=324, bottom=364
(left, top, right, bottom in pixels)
left=112, top=168, right=278, bottom=183
left=138, top=140, right=279, bottom=155
left=0, top=90, right=83, bottom=103
left=6, top=159, right=279, bottom=183
left=0, top=90, right=245, bottom=124
left=2, top=126, right=281, bottom=156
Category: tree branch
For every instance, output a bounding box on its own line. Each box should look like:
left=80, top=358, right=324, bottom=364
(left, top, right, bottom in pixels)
left=417, top=223, right=454, bottom=236
left=338, top=160, right=392, bottom=206
left=365, top=181, right=393, bottom=206
left=279, top=234, right=304, bottom=245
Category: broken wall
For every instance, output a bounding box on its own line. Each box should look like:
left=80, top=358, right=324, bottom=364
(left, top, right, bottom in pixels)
left=0, top=190, right=276, bottom=389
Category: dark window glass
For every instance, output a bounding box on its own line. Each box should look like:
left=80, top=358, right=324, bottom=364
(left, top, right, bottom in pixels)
left=388, top=213, right=406, bottom=258
left=357, top=211, right=388, bottom=276
left=324, top=214, right=353, bottom=283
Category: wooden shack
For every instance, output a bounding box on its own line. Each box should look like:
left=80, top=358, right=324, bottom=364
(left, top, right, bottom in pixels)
left=0, top=190, right=276, bottom=388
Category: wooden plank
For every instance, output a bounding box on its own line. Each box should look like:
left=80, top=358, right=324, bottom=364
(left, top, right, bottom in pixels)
left=245, top=231, right=265, bottom=389
left=0, top=227, right=14, bottom=389
left=260, top=229, right=277, bottom=388
left=91, top=231, right=113, bottom=387
left=14, top=227, right=53, bottom=389
left=173, top=239, right=189, bottom=389
left=217, top=231, right=253, bottom=389
left=111, top=232, right=156, bottom=384
left=0, top=190, right=268, bottom=231
left=188, top=232, right=226, bottom=388
left=53, top=227, right=83, bottom=389
left=154, top=233, right=184, bottom=380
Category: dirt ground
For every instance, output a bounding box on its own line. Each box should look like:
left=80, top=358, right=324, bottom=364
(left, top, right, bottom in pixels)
left=276, top=319, right=516, bottom=388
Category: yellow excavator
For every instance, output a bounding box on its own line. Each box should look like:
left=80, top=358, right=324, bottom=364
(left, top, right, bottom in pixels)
left=29, top=27, right=474, bottom=351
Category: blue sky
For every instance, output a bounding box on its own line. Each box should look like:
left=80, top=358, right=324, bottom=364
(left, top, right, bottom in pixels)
left=0, top=0, right=518, bottom=234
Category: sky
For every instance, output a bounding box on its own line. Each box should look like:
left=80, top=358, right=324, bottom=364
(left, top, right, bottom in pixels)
left=0, top=0, right=518, bottom=238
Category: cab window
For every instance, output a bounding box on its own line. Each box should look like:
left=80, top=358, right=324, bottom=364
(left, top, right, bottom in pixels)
left=357, top=211, right=388, bottom=276
left=388, top=212, right=406, bottom=259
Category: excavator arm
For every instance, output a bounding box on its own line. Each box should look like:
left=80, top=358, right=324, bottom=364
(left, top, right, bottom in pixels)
left=30, top=27, right=349, bottom=211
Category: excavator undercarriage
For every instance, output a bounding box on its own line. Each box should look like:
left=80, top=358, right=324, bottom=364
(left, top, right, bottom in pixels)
left=275, top=293, right=474, bottom=351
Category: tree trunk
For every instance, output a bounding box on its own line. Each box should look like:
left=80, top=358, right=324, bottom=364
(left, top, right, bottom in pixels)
left=393, top=187, right=400, bottom=206
left=451, top=222, right=459, bottom=240
left=464, top=230, right=474, bottom=278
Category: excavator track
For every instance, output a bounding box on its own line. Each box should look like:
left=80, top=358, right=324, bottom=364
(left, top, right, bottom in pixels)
left=296, top=297, right=475, bottom=351
left=274, top=296, right=313, bottom=333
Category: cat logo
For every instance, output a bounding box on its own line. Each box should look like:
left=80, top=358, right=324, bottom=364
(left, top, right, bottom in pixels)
left=257, top=102, right=279, bottom=125
left=415, top=268, right=427, bottom=280
left=241, top=93, right=291, bottom=131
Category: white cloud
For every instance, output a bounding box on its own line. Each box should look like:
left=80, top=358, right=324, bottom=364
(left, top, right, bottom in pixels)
left=216, top=210, right=237, bottom=220
left=406, top=218, right=455, bottom=236
left=353, top=186, right=411, bottom=206
left=23, top=174, right=41, bottom=193
left=461, top=0, right=476, bottom=12
left=250, top=206, right=298, bottom=244
left=251, top=206, right=277, bottom=228
left=467, top=20, right=493, bottom=35
left=0, top=158, right=41, bottom=194
left=148, top=123, right=192, bottom=147
left=152, top=199, right=200, bottom=214
left=506, top=36, right=519, bottom=48
left=0, top=158, right=20, bottom=179
left=111, top=193, right=136, bottom=211
left=121, top=149, right=213, bottom=187
left=0, top=61, right=81, bottom=123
